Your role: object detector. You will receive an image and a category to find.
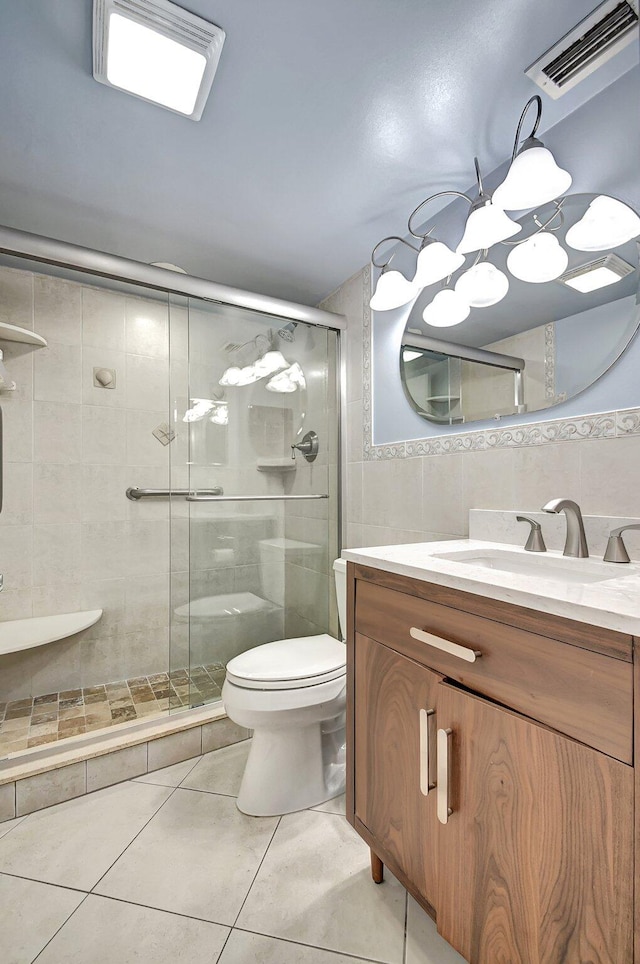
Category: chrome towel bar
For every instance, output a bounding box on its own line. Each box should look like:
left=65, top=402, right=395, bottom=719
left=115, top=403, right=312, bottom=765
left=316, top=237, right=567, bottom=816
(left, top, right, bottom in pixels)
left=126, top=487, right=224, bottom=501
left=186, top=493, right=328, bottom=502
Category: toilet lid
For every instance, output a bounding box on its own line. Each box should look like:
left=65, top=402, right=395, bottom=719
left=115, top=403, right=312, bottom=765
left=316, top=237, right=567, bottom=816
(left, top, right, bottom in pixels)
left=225, top=634, right=346, bottom=690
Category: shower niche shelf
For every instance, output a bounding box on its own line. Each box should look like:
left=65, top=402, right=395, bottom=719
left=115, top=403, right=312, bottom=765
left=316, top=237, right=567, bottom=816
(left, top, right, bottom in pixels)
left=0, top=322, right=48, bottom=348
left=0, top=610, right=102, bottom=657
left=256, top=458, right=297, bottom=473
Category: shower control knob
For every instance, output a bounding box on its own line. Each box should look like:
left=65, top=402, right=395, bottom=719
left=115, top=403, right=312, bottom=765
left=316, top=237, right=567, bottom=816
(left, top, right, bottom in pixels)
left=291, top=431, right=319, bottom=463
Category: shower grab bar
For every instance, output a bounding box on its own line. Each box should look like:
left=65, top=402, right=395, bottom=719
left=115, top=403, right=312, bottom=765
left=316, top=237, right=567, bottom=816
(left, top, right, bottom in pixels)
left=186, top=494, right=328, bottom=502
left=126, top=487, right=224, bottom=501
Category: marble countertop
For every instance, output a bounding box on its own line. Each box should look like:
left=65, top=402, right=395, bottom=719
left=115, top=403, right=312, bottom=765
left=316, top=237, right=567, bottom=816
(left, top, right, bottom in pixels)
left=342, top=540, right=640, bottom=636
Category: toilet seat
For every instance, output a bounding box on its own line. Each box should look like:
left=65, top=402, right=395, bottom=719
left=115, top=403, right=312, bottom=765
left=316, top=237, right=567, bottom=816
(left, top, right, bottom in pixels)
left=225, top=634, right=346, bottom=690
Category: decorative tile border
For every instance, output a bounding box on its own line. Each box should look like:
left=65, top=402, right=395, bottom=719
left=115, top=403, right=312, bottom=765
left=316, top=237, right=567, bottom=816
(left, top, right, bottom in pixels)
left=361, top=268, right=640, bottom=459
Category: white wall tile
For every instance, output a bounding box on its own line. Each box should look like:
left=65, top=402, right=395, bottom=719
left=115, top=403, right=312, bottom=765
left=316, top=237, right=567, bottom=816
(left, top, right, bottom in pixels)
left=124, top=573, right=170, bottom=634
left=0, top=265, right=33, bottom=330
left=34, top=343, right=82, bottom=403
left=34, top=401, right=81, bottom=463
left=33, top=463, right=81, bottom=524
left=126, top=410, right=172, bottom=466
left=125, top=521, right=170, bottom=575
left=0, top=525, right=33, bottom=589
left=3, top=395, right=33, bottom=463
left=32, top=583, right=82, bottom=618
left=82, top=406, right=126, bottom=464
left=81, top=522, right=127, bottom=581
left=81, top=464, right=128, bottom=522
left=0, top=783, right=16, bottom=822
left=147, top=728, right=202, bottom=771
left=80, top=578, right=126, bottom=639
left=33, top=524, right=81, bottom=586
left=82, top=287, right=126, bottom=351
left=16, top=761, right=86, bottom=816
left=0, top=462, right=33, bottom=526
left=125, top=297, right=169, bottom=359
left=126, top=353, right=168, bottom=412
left=201, top=719, right=250, bottom=754
left=81, top=346, right=126, bottom=409
left=34, top=276, right=82, bottom=346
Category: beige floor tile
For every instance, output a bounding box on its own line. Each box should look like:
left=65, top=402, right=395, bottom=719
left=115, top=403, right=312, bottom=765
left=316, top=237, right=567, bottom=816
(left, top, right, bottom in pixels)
left=220, top=930, right=382, bottom=963
left=135, top=757, right=200, bottom=787
left=0, top=780, right=172, bottom=890
left=95, top=789, right=278, bottom=925
left=311, top=792, right=346, bottom=815
left=0, top=873, right=84, bottom=964
left=237, top=810, right=406, bottom=963
left=181, top=741, right=250, bottom=796
left=405, top=896, right=467, bottom=964
left=36, top=894, right=229, bottom=964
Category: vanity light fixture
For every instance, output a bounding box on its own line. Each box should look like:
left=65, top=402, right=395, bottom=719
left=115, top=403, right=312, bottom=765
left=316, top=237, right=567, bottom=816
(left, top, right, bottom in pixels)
left=507, top=231, right=569, bottom=283
left=456, top=159, right=522, bottom=255
left=370, top=237, right=421, bottom=311
left=454, top=261, right=510, bottom=308
left=565, top=195, right=640, bottom=251
left=492, top=96, right=572, bottom=211
left=558, top=253, right=635, bottom=293
left=422, top=288, right=471, bottom=327
left=93, top=0, right=225, bottom=120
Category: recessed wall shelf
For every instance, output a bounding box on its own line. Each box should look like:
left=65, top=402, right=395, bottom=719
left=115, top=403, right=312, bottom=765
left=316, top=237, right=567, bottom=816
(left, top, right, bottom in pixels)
left=0, top=610, right=103, bottom=657
left=0, top=322, right=48, bottom=348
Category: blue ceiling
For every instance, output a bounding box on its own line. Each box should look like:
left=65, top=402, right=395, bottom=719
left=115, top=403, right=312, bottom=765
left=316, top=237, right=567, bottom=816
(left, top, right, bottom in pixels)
left=0, top=0, right=636, bottom=304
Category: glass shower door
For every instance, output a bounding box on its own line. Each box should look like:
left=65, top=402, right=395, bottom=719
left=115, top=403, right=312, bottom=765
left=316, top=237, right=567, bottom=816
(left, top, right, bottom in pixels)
left=169, top=297, right=339, bottom=709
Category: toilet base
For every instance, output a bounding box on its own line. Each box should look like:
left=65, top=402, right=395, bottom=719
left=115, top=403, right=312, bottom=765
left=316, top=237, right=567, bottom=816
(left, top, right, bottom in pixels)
left=237, top=720, right=346, bottom=817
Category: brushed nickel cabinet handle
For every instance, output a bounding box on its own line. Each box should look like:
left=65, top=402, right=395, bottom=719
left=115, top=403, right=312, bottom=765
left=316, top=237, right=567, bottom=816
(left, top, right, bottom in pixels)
left=419, top=708, right=436, bottom=796
left=437, top=727, right=453, bottom=825
left=410, top=626, right=481, bottom=663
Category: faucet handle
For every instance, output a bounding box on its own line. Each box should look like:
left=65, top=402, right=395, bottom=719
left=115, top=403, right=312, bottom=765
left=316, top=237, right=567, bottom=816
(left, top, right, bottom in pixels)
left=603, top=523, right=640, bottom=563
left=516, top=516, right=547, bottom=553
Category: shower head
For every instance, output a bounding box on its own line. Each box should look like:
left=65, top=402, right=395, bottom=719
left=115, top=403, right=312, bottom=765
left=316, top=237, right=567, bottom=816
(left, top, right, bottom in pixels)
left=277, top=322, right=297, bottom=342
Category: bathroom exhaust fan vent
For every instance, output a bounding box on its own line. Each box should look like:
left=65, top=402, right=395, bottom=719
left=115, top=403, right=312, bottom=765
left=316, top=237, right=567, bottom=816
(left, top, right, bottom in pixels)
left=526, top=0, right=639, bottom=99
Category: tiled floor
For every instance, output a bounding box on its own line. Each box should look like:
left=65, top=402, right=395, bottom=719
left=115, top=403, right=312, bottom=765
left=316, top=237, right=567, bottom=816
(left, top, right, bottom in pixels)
left=0, top=666, right=225, bottom=757
left=0, top=740, right=466, bottom=964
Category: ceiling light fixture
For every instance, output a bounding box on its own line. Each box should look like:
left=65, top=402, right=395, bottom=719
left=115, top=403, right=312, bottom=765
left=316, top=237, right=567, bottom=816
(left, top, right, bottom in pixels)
left=565, top=195, right=640, bottom=251
left=422, top=288, right=471, bottom=328
left=93, top=0, right=225, bottom=120
left=507, top=231, right=569, bottom=283
left=370, top=237, right=421, bottom=311
left=456, top=158, right=522, bottom=254
left=454, top=261, right=510, bottom=308
left=492, top=95, right=572, bottom=210
left=558, top=253, right=635, bottom=292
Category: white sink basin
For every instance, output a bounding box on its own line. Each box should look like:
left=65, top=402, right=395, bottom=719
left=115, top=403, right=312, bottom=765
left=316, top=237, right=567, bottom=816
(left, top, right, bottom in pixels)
left=432, top=548, right=620, bottom=585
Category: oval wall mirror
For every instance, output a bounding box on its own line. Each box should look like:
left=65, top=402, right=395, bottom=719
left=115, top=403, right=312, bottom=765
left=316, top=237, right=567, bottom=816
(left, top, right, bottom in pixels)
left=400, top=192, right=640, bottom=425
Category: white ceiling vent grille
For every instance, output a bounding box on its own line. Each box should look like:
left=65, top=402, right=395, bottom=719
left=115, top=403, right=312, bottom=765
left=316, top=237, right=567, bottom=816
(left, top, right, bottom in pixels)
left=526, top=0, right=639, bottom=99
left=93, top=0, right=225, bottom=120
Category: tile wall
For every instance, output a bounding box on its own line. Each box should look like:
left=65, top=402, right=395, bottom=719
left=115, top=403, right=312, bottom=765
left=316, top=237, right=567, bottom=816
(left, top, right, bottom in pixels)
left=323, top=268, right=640, bottom=555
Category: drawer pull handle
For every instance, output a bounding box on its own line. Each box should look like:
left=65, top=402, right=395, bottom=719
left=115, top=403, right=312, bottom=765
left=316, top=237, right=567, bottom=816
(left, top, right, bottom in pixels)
left=410, top=626, right=481, bottom=663
left=419, top=708, right=436, bottom=796
left=437, top=727, right=453, bottom=825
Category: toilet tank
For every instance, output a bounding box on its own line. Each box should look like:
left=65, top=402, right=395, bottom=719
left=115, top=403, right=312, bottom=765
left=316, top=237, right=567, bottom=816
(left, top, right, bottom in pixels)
left=333, top=558, right=347, bottom=640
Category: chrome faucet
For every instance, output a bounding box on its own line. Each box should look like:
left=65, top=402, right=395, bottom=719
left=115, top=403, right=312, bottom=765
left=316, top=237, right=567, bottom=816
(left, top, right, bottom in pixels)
left=541, top=499, right=589, bottom=558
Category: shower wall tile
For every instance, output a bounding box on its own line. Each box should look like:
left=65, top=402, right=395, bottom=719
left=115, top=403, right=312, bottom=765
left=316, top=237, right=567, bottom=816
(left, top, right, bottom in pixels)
left=125, top=353, right=168, bottom=411
left=81, top=522, right=128, bottom=581
left=0, top=462, right=33, bottom=526
left=126, top=410, right=171, bottom=466
left=0, top=589, right=33, bottom=621
left=81, top=346, right=126, bottom=409
left=125, top=297, right=169, bottom=359
left=124, top=574, right=170, bottom=634
left=81, top=465, right=128, bottom=523
left=0, top=265, right=34, bottom=329
left=82, top=406, right=127, bottom=464
left=125, top=521, right=170, bottom=576
left=81, top=578, right=126, bottom=639
left=34, top=401, right=81, bottom=464
left=82, top=287, right=126, bottom=351
left=2, top=398, right=33, bottom=463
left=33, top=463, right=81, bottom=525
left=33, top=524, right=82, bottom=586
left=34, top=276, right=82, bottom=346
left=32, top=583, right=82, bottom=618
left=34, top=342, right=82, bottom=404
left=0, top=525, right=33, bottom=590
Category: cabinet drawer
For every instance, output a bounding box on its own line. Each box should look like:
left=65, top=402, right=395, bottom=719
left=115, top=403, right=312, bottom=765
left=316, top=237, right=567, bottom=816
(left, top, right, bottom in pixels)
left=355, top=580, right=633, bottom=764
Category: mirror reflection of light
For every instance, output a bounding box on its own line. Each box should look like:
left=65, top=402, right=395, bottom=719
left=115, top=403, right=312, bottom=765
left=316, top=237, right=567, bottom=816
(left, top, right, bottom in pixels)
left=507, top=232, right=568, bottom=283
left=266, top=362, right=306, bottom=393
left=422, top=288, right=470, bottom=327
left=183, top=398, right=229, bottom=424
left=219, top=350, right=289, bottom=387
left=454, top=262, right=509, bottom=308
left=565, top=196, right=640, bottom=252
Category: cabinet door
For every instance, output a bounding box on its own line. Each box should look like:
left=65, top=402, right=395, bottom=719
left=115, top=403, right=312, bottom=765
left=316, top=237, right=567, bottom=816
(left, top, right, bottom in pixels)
left=436, top=683, right=633, bottom=964
left=354, top=632, right=442, bottom=908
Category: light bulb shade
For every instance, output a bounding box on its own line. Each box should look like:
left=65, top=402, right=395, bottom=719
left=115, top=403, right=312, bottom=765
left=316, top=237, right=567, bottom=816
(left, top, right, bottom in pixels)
left=507, top=232, right=568, bottom=283
left=454, top=262, right=509, bottom=307
left=492, top=145, right=572, bottom=211
left=266, top=362, right=306, bottom=393
left=370, top=269, right=418, bottom=311
left=411, top=241, right=465, bottom=287
left=456, top=199, right=521, bottom=255
left=565, top=195, right=640, bottom=252
left=422, top=288, right=470, bottom=327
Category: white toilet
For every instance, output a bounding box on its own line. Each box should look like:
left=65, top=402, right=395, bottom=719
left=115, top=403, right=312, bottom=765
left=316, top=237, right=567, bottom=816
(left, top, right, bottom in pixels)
left=222, top=558, right=347, bottom=816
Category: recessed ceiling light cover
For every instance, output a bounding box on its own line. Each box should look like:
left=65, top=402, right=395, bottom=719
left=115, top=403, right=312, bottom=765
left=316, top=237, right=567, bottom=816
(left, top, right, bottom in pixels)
left=558, top=253, right=635, bottom=292
left=93, top=0, right=225, bottom=120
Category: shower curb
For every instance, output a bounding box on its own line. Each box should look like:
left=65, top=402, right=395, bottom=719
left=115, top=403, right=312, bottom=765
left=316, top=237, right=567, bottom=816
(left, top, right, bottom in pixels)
left=0, top=706, right=249, bottom=822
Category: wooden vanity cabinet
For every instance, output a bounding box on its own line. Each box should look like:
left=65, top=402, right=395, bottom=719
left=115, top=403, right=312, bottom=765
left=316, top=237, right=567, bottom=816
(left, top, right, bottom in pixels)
left=346, top=563, right=636, bottom=964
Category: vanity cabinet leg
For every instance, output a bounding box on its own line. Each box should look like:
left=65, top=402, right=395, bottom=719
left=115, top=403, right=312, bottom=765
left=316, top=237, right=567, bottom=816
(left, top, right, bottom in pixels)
left=371, top=850, right=384, bottom=884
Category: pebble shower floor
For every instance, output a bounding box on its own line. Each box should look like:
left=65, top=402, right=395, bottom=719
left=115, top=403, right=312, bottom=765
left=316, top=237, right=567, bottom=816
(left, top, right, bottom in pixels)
left=0, top=665, right=225, bottom=757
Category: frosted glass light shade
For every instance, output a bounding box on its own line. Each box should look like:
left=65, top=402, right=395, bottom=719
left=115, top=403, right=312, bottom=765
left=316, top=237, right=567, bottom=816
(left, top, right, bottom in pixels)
left=412, top=241, right=465, bottom=287
left=370, top=269, right=418, bottom=311
left=422, top=289, right=470, bottom=327
left=454, top=263, right=509, bottom=307
left=456, top=200, right=521, bottom=255
left=266, top=362, right=306, bottom=393
left=565, top=195, right=640, bottom=252
left=507, top=233, right=568, bottom=283
left=492, top=145, right=572, bottom=211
